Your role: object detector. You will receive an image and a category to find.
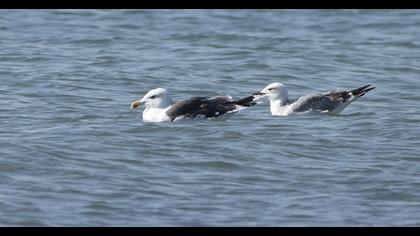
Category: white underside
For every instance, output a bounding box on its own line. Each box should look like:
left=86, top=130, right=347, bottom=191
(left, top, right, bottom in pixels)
left=142, top=107, right=172, bottom=122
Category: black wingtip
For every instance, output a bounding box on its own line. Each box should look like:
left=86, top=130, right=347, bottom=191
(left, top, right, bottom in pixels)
left=364, top=87, right=375, bottom=93
left=233, top=95, right=257, bottom=107
left=351, top=84, right=374, bottom=96
left=356, top=84, right=371, bottom=91
left=352, top=85, right=375, bottom=98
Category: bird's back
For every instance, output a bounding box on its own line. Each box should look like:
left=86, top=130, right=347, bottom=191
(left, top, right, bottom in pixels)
left=165, top=97, right=237, bottom=120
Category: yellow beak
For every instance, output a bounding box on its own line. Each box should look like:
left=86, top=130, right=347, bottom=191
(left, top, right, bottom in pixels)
left=131, top=100, right=143, bottom=109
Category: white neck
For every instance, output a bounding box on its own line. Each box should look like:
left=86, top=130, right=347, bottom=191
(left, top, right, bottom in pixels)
left=269, top=96, right=290, bottom=116
left=143, top=107, right=171, bottom=122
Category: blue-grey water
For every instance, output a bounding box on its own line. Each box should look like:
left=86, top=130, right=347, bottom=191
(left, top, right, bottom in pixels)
left=1, top=9, right=420, bottom=226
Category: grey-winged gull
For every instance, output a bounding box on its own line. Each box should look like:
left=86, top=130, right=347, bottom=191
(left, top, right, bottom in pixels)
left=252, top=82, right=375, bottom=116
left=131, top=88, right=257, bottom=122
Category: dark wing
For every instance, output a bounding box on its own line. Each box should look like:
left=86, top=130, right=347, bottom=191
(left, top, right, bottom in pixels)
left=322, top=84, right=374, bottom=104
left=286, top=97, right=299, bottom=105
left=233, top=95, right=257, bottom=107
left=165, top=97, right=237, bottom=120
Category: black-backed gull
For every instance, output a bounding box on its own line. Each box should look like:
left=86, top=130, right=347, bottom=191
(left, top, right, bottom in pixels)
left=131, top=88, right=257, bottom=122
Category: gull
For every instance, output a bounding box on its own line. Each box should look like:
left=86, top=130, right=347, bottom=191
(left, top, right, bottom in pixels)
left=131, top=88, right=256, bottom=122
left=253, top=82, right=375, bottom=116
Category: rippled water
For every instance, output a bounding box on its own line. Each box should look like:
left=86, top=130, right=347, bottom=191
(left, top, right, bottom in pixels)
left=1, top=9, right=420, bottom=226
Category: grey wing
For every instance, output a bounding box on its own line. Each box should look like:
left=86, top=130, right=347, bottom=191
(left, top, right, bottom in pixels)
left=291, top=86, right=373, bottom=113
left=291, top=94, right=340, bottom=113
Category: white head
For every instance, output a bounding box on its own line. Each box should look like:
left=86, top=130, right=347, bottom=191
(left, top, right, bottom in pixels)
left=131, top=88, right=173, bottom=109
left=254, top=82, right=289, bottom=103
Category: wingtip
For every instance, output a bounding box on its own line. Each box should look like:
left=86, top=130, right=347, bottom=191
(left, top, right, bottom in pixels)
left=361, top=84, right=372, bottom=90
left=365, top=87, right=375, bottom=93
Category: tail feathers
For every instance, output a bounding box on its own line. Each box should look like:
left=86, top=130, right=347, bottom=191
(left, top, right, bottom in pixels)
left=233, top=95, right=257, bottom=107
left=350, top=84, right=375, bottom=98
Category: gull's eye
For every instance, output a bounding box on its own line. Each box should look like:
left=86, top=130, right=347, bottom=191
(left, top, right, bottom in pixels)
left=268, top=88, right=274, bottom=91
left=150, top=95, right=157, bottom=99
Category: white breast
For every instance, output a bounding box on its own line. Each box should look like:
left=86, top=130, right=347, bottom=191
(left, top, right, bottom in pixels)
left=270, top=100, right=291, bottom=116
left=143, top=107, right=171, bottom=122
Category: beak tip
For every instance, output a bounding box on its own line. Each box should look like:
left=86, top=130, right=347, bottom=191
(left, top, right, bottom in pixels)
left=131, top=101, right=140, bottom=109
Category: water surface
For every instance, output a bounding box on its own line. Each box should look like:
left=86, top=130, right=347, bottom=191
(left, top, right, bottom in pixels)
left=1, top=10, right=420, bottom=226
